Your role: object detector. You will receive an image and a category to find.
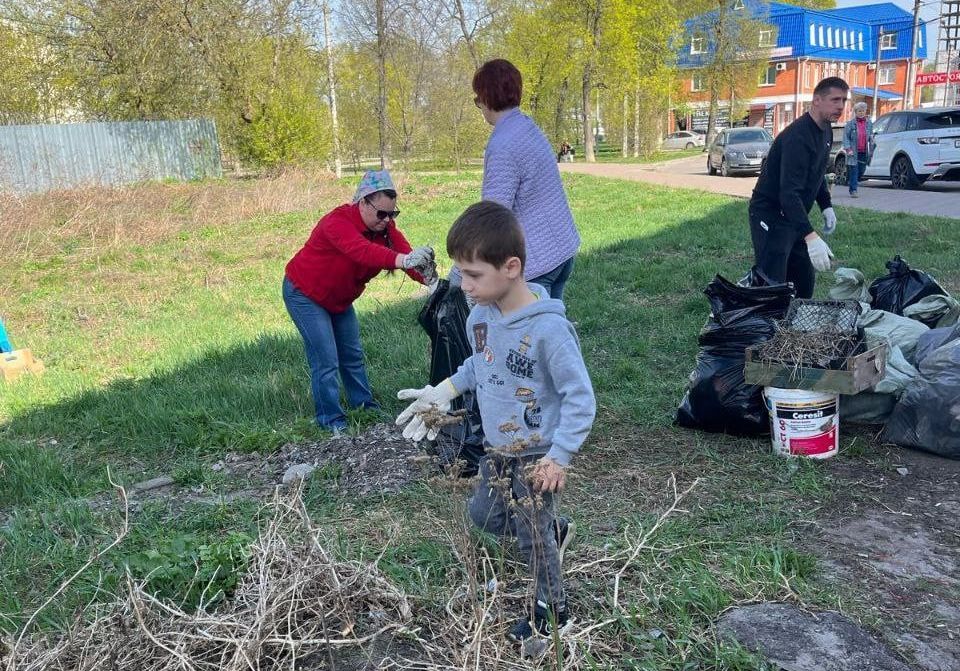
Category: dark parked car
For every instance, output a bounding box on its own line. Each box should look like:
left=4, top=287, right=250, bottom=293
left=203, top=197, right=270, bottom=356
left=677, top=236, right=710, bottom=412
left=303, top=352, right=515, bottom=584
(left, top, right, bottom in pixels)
left=706, top=127, right=774, bottom=176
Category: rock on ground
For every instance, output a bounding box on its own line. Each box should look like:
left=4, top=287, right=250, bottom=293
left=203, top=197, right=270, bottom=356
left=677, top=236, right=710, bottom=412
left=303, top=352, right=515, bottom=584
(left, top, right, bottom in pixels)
left=718, top=603, right=910, bottom=671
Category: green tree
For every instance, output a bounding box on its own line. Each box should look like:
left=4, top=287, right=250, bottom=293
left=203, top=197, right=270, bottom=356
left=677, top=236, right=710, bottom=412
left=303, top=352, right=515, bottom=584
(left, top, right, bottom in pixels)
left=685, top=0, right=770, bottom=144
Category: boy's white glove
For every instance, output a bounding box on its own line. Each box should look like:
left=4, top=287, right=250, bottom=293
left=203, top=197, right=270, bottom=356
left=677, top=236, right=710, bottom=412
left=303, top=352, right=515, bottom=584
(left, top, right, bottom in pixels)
left=396, top=379, right=461, bottom=441
left=822, top=207, right=838, bottom=236
left=806, top=234, right=835, bottom=272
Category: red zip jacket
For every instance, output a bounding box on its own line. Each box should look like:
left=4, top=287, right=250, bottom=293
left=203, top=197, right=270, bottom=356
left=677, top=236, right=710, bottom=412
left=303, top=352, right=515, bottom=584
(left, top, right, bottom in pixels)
left=285, top=203, right=422, bottom=313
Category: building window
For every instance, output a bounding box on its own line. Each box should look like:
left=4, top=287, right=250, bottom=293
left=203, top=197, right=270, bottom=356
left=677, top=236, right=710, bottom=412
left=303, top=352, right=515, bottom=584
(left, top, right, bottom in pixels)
left=803, top=63, right=811, bottom=88
left=691, top=73, right=705, bottom=91
left=691, top=34, right=706, bottom=54
left=880, top=32, right=897, bottom=50
left=827, top=27, right=833, bottom=48
left=835, top=28, right=840, bottom=48
left=859, top=32, right=864, bottom=51
left=878, top=65, right=895, bottom=85
left=819, top=25, right=824, bottom=47
left=759, top=29, right=775, bottom=47
left=810, top=24, right=816, bottom=45
left=842, top=30, right=848, bottom=49
left=759, top=65, right=777, bottom=86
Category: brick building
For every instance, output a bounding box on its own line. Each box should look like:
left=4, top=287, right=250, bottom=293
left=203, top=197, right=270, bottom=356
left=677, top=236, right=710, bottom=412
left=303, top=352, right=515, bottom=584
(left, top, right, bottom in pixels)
left=676, top=1, right=929, bottom=135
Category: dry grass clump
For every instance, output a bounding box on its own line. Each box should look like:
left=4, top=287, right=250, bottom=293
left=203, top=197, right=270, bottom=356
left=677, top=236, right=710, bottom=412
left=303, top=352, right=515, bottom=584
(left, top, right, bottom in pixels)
left=0, top=168, right=349, bottom=260
left=3, top=488, right=414, bottom=671
left=2, top=467, right=698, bottom=670
left=755, top=324, right=861, bottom=372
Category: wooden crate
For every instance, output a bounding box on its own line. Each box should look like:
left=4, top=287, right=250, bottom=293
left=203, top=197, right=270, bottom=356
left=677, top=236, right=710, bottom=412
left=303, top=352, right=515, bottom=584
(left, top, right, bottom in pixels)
left=1, top=349, right=45, bottom=383
left=743, top=343, right=887, bottom=395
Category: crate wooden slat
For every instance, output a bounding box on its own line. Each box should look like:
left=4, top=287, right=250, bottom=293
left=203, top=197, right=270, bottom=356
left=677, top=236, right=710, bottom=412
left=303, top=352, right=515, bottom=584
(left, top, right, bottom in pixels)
left=743, top=343, right=887, bottom=395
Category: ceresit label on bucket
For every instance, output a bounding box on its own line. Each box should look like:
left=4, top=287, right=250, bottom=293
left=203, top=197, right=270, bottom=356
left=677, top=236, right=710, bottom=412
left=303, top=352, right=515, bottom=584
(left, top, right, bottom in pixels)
left=765, top=388, right=840, bottom=459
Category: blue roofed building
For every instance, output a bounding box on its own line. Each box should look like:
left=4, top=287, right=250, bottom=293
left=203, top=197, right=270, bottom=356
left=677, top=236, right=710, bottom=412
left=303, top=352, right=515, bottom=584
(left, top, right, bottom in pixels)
left=675, top=1, right=928, bottom=135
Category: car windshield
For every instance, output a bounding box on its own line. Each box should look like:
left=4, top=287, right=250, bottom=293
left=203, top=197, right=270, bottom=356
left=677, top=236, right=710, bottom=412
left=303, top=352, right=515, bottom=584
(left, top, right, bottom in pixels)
left=727, top=129, right=771, bottom=143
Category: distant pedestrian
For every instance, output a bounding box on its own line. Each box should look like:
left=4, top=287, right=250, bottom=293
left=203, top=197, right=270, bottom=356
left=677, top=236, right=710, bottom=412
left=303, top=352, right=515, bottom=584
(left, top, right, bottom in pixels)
left=843, top=102, right=873, bottom=198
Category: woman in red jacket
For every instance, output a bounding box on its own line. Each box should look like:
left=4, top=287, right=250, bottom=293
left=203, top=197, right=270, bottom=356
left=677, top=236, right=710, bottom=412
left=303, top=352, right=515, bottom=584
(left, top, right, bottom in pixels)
left=283, top=170, right=434, bottom=432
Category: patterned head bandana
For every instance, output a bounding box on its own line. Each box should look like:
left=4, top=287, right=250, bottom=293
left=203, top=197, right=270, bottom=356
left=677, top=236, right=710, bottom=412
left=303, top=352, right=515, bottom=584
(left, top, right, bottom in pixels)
left=352, top=169, right=396, bottom=203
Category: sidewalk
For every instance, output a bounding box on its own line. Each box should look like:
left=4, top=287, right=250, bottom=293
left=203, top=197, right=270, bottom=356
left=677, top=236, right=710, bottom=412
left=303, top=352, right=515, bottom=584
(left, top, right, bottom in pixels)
left=561, top=156, right=960, bottom=220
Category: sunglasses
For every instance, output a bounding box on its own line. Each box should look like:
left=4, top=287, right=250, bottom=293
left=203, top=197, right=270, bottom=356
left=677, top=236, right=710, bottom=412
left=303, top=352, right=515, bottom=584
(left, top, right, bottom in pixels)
left=473, top=96, right=482, bottom=109
left=364, top=198, right=399, bottom=220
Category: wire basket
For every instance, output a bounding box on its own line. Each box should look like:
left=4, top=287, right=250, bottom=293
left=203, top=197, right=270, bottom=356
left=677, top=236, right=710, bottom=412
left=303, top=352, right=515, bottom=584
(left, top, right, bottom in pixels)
left=783, top=299, right=862, bottom=335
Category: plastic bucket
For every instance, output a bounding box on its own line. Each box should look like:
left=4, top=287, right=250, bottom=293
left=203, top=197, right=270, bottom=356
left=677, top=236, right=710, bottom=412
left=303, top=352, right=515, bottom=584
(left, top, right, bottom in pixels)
left=764, top=387, right=839, bottom=459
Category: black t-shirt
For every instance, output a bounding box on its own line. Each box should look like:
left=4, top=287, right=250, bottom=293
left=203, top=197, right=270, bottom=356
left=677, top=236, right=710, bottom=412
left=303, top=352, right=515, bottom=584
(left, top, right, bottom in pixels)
left=750, top=112, right=833, bottom=237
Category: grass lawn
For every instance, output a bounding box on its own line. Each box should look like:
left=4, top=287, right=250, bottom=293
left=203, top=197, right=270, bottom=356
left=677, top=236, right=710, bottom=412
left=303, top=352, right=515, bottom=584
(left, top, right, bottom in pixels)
left=1, top=171, right=958, bottom=667
left=572, top=146, right=704, bottom=164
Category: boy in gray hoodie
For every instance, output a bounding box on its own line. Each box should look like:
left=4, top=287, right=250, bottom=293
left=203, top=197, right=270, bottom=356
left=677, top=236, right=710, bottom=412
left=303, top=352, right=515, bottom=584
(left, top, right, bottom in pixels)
left=396, top=200, right=596, bottom=641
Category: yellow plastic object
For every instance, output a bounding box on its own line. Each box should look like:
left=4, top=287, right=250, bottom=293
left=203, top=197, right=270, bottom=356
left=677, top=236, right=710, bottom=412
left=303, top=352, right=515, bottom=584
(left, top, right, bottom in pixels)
left=1, top=349, right=45, bottom=383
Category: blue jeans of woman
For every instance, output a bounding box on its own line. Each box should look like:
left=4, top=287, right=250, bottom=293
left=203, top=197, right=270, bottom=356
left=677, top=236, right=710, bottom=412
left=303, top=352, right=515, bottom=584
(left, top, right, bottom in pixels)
left=282, top=277, right=375, bottom=430
left=529, top=257, right=576, bottom=300
left=848, top=151, right=868, bottom=193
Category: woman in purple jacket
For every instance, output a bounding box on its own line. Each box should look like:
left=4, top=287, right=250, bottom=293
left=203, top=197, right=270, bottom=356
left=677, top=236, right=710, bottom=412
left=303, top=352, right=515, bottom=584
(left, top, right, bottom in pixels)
left=471, top=59, right=580, bottom=300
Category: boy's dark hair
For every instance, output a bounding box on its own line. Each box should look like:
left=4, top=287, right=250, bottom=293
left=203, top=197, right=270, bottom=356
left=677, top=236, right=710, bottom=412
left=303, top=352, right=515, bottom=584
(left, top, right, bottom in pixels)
left=813, top=77, right=849, bottom=97
left=447, top=201, right=525, bottom=268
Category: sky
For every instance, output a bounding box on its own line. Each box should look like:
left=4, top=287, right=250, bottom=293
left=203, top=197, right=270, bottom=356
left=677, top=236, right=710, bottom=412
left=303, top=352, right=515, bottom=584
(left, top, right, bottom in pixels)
left=835, top=0, right=946, bottom=64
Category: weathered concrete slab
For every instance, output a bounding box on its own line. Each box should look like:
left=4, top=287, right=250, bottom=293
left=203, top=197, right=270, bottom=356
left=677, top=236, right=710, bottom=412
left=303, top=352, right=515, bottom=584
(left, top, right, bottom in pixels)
left=718, top=603, right=910, bottom=671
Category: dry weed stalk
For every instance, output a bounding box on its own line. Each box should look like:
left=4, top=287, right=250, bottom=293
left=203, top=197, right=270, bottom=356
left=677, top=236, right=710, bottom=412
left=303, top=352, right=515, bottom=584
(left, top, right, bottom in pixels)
left=1, top=461, right=699, bottom=669
left=3, top=485, right=414, bottom=671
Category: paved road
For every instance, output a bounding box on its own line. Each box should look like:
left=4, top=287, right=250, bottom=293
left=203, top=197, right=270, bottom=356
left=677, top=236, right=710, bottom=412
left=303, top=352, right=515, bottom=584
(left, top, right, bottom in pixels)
left=561, top=154, right=959, bottom=220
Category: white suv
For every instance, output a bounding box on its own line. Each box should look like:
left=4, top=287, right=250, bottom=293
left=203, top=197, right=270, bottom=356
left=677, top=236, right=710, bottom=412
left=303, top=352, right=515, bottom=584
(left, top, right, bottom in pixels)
left=863, top=108, right=960, bottom=189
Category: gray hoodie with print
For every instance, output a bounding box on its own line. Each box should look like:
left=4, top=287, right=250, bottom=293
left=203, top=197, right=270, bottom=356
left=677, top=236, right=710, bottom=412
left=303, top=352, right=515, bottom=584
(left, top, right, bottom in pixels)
left=448, top=284, right=595, bottom=466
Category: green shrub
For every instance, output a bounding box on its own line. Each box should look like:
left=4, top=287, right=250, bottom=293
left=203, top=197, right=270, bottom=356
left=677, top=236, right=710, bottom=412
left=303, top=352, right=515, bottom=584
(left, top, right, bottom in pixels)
left=122, top=531, right=252, bottom=610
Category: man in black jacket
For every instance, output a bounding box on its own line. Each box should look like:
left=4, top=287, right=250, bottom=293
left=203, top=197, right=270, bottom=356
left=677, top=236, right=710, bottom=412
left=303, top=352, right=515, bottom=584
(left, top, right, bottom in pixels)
left=749, top=77, right=848, bottom=298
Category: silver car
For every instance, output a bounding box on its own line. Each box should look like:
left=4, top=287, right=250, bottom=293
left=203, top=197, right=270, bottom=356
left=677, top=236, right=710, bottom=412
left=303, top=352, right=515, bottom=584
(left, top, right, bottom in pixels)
left=707, top=127, right=774, bottom=176
left=663, top=130, right=705, bottom=150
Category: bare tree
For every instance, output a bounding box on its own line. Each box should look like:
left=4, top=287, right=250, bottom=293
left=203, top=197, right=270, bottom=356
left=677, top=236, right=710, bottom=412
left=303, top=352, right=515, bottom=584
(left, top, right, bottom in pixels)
left=321, top=0, right=342, bottom=176
left=438, top=0, right=493, bottom=69
left=338, top=0, right=417, bottom=169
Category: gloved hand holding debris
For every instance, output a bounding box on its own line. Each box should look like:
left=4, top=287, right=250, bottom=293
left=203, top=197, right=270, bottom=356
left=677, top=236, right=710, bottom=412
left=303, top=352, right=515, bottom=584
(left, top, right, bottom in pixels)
left=396, top=379, right=461, bottom=441
left=402, top=246, right=438, bottom=285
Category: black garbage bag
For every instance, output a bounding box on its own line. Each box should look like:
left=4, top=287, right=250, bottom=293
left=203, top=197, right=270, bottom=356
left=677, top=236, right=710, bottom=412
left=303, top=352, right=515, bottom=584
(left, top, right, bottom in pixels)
left=868, top=255, right=947, bottom=317
left=417, top=280, right=484, bottom=475
left=675, top=269, right=795, bottom=436
left=883, top=339, right=960, bottom=459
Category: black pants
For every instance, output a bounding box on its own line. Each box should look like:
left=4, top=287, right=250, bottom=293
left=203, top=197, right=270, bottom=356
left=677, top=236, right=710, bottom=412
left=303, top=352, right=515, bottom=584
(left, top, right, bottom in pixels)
left=748, top=208, right=815, bottom=299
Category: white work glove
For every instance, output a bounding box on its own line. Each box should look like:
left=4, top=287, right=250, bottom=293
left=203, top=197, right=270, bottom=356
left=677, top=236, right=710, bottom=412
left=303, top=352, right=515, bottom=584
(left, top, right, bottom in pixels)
left=395, top=379, right=461, bottom=441
left=402, top=246, right=434, bottom=270
left=806, top=234, right=835, bottom=272
left=822, top=207, right=838, bottom=237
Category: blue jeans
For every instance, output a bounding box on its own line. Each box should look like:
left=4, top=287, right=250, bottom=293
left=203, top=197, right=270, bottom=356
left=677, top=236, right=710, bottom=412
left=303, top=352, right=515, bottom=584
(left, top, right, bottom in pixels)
left=848, top=151, right=868, bottom=193
left=529, top=257, right=576, bottom=300
left=282, top=277, right=375, bottom=430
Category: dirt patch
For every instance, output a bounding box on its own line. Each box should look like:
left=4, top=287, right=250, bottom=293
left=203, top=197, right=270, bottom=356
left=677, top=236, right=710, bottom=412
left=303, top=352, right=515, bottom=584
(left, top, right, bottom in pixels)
left=87, top=424, right=439, bottom=516
left=811, top=444, right=960, bottom=671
